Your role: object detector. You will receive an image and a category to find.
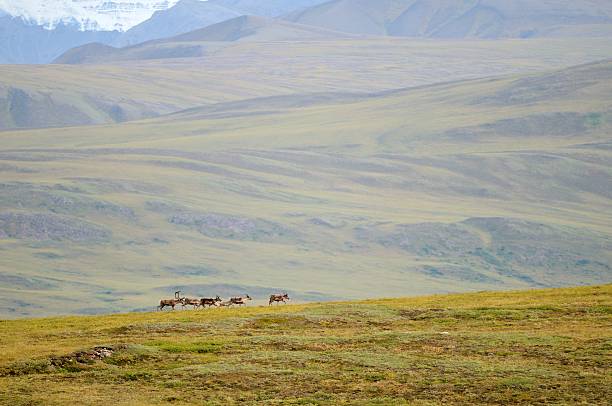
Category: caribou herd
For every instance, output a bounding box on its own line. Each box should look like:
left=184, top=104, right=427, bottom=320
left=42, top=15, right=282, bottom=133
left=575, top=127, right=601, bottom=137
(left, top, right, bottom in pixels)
left=158, top=291, right=290, bottom=310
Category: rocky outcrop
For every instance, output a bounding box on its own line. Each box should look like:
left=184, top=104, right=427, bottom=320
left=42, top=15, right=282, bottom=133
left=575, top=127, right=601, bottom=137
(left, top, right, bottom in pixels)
left=0, top=212, right=110, bottom=242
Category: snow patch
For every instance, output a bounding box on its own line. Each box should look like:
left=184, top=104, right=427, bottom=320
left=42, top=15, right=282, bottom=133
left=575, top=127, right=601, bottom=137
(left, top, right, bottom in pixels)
left=0, top=0, right=205, bottom=31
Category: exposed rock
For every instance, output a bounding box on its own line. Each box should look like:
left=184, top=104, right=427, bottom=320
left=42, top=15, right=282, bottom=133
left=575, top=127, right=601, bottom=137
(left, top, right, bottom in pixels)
left=50, top=346, right=115, bottom=367
left=0, top=212, right=110, bottom=242
left=441, top=112, right=602, bottom=141
left=375, top=222, right=484, bottom=257
left=0, top=183, right=135, bottom=219
left=418, top=265, right=500, bottom=284
left=309, top=217, right=346, bottom=229
left=169, top=211, right=293, bottom=241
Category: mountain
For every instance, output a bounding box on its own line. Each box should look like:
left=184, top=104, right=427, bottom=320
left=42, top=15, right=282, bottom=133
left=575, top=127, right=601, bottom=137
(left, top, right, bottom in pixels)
left=0, top=14, right=119, bottom=64
left=116, top=0, right=241, bottom=47
left=5, top=36, right=610, bottom=129
left=54, top=16, right=351, bottom=64
left=1, top=60, right=611, bottom=316
left=116, top=0, right=335, bottom=47
left=169, top=14, right=348, bottom=41
left=0, top=0, right=328, bottom=32
left=285, top=0, right=612, bottom=38
left=209, top=0, right=330, bottom=17
left=0, top=0, right=180, bottom=31
left=0, top=0, right=332, bottom=64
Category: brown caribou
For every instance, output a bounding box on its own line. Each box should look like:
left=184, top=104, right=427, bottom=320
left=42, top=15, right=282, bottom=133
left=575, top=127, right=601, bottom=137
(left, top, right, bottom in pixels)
left=158, top=291, right=185, bottom=311
left=229, top=295, right=252, bottom=307
left=200, top=296, right=222, bottom=308
left=269, top=293, right=290, bottom=305
left=158, top=298, right=183, bottom=311
left=182, top=297, right=201, bottom=309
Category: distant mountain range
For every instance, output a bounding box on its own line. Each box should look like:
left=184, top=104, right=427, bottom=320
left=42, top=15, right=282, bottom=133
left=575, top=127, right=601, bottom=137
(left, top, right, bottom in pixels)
left=0, top=0, right=180, bottom=31
left=0, top=0, right=329, bottom=63
left=2, top=0, right=612, bottom=64
left=285, top=0, right=612, bottom=38
left=116, top=0, right=331, bottom=46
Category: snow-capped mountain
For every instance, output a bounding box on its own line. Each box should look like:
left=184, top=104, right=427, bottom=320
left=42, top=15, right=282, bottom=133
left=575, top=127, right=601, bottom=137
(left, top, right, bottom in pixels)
left=0, top=0, right=188, bottom=31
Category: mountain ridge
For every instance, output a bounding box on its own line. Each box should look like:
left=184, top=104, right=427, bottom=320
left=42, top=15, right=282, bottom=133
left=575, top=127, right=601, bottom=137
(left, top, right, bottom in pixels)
left=0, top=0, right=331, bottom=63
left=5, top=0, right=612, bottom=64
left=0, top=0, right=181, bottom=31
left=53, top=15, right=353, bottom=64
left=284, top=0, right=612, bottom=38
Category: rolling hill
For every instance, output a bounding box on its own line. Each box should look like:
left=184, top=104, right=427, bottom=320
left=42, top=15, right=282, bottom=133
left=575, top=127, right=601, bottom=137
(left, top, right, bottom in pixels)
left=0, top=0, right=331, bottom=63
left=169, top=14, right=349, bottom=42
left=285, top=0, right=612, bottom=38
left=0, top=60, right=610, bottom=317
left=3, top=36, right=610, bottom=130
left=5, top=0, right=612, bottom=64
left=54, top=15, right=352, bottom=64
left=116, top=0, right=336, bottom=47
left=0, top=285, right=610, bottom=404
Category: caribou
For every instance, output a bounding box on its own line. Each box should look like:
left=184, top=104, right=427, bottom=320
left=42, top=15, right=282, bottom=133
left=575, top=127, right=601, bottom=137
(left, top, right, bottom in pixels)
left=229, top=295, right=252, bottom=307
left=158, top=292, right=308, bottom=310
left=158, top=298, right=183, bottom=310
left=200, top=296, right=223, bottom=308
left=158, top=291, right=184, bottom=310
left=182, top=297, right=201, bottom=309
left=269, top=293, right=290, bottom=305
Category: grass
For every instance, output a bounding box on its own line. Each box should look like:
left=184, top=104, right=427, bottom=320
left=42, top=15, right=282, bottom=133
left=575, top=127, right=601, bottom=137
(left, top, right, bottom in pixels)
left=3, top=37, right=612, bottom=130
left=0, top=285, right=610, bottom=404
left=0, top=59, right=611, bottom=317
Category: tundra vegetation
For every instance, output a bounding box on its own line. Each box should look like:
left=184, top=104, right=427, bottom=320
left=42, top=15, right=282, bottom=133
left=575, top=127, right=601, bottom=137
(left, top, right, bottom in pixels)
left=0, top=1, right=611, bottom=318
left=1, top=59, right=611, bottom=317
left=0, top=285, right=610, bottom=404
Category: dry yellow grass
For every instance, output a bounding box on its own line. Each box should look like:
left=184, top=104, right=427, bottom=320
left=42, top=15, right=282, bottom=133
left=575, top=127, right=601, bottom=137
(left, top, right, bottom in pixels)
left=0, top=285, right=610, bottom=404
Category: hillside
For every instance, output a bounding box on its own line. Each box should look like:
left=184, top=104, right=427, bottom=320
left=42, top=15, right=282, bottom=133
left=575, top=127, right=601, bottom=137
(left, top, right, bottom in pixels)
left=5, top=37, right=611, bottom=130
left=285, top=0, right=612, bottom=38
left=0, top=285, right=610, bottom=404
left=0, top=60, right=611, bottom=317
left=54, top=16, right=352, bottom=64
left=0, top=0, right=330, bottom=64
left=5, top=0, right=612, bottom=64
left=209, top=0, right=330, bottom=17
left=169, top=15, right=349, bottom=42
left=117, top=0, right=333, bottom=47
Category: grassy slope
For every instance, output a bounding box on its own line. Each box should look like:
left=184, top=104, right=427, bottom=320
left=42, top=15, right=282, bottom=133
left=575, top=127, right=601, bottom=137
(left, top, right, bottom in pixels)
left=0, top=60, right=611, bottom=317
left=2, top=37, right=612, bottom=129
left=0, top=285, right=610, bottom=404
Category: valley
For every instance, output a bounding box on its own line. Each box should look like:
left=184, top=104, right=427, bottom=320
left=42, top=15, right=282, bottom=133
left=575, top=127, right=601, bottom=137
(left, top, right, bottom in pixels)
left=3, top=36, right=612, bottom=130
left=1, top=58, right=611, bottom=317
left=0, top=0, right=611, bottom=320
left=0, top=2, right=611, bottom=404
